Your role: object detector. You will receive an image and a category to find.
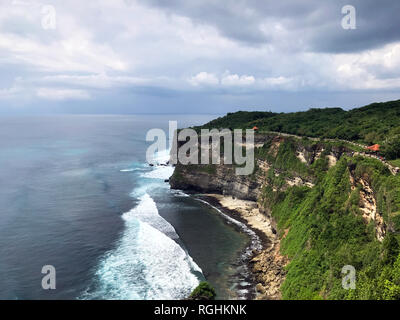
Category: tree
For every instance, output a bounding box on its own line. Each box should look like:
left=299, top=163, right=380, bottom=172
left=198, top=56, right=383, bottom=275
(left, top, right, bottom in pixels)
left=383, top=135, right=400, bottom=160
left=364, top=132, right=380, bottom=145
left=189, top=281, right=216, bottom=300
left=382, top=233, right=400, bottom=265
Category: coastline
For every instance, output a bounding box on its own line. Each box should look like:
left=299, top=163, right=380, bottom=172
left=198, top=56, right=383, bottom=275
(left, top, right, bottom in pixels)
left=193, top=193, right=288, bottom=300
left=193, top=195, right=262, bottom=300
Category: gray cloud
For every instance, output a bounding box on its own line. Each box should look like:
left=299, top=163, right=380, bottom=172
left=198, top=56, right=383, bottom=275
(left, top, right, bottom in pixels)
left=140, top=0, right=400, bottom=53
left=1, top=0, right=400, bottom=114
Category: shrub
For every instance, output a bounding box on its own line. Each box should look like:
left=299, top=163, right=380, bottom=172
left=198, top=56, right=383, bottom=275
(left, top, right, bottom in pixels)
left=189, top=282, right=216, bottom=300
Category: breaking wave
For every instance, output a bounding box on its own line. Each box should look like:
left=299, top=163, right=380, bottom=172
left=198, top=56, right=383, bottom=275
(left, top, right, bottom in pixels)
left=81, top=151, right=201, bottom=300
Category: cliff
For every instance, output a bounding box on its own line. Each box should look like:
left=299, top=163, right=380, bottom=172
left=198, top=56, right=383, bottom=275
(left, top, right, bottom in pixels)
left=170, top=131, right=400, bottom=300
left=170, top=134, right=353, bottom=200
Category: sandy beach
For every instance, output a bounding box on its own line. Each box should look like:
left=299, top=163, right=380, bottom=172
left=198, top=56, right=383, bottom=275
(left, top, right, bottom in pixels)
left=207, top=194, right=276, bottom=239
left=202, top=194, right=289, bottom=300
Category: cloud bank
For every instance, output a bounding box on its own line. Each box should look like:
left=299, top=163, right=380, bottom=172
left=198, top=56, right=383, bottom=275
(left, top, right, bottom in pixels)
left=0, top=0, right=399, bottom=114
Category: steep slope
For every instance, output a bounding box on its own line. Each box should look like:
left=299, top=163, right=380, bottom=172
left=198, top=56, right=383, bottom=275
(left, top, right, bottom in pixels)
left=170, top=130, right=400, bottom=299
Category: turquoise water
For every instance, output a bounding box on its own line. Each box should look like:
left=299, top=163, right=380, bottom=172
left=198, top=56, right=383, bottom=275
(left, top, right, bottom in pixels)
left=0, top=114, right=250, bottom=300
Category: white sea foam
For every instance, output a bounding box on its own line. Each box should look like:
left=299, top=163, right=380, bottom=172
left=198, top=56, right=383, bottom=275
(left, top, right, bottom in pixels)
left=83, top=193, right=201, bottom=300
left=82, top=149, right=203, bottom=300
left=120, top=163, right=147, bottom=172
left=134, top=221, right=201, bottom=299
left=141, top=166, right=174, bottom=180
left=123, top=193, right=178, bottom=240
left=148, top=148, right=170, bottom=165
left=170, top=190, right=190, bottom=197
left=129, top=182, right=160, bottom=198
left=141, top=147, right=174, bottom=180
left=120, top=168, right=140, bottom=172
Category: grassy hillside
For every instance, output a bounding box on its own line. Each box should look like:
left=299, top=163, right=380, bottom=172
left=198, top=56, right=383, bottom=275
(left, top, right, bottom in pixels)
left=257, top=141, right=400, bottom=299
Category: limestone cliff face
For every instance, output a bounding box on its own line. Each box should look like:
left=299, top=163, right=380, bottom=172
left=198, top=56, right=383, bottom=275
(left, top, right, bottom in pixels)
left=169, top=133, right=273, bottom=201
left=349, top=168, right=387, bottom=241
left=170, top=163, right=261, bottom=201
left=169, top=134, right=352, bottom=201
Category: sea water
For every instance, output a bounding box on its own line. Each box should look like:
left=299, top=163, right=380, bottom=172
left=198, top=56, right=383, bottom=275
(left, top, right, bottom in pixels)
left=0, top=114, right=250, bottom=300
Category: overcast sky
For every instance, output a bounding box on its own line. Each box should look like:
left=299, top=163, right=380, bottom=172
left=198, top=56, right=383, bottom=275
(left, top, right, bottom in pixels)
left=1, top=0, right=400, bottom=114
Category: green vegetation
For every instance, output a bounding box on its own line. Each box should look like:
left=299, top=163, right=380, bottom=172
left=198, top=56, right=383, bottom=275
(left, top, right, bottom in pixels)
left=197, top=164, right=217, bottom=175
left=202, top=111, right=275, bottom=130
left=184, top=99, right=400, bottom=299
left=389, top=159, right=400, bottom=168
left=254, top=138, right=336, bottom=188
left=171, top=167, right=184, bottom=182
left=382, top=135, right=400, bottom=160
left=189, top=282, right=216, bottom=300
left=198, top=99, right=400, bottom=159
left=259, top=149, right=400, bottom=299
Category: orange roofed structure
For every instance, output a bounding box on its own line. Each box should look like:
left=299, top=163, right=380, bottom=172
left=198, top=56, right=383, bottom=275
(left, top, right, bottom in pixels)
left=252, top=126, right=259, bottom=131
left=366, top=144, right=380, bottom=152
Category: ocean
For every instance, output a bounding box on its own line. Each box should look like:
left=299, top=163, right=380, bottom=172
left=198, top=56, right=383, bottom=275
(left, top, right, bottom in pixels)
left=0, top=114, right=251, bottom=300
